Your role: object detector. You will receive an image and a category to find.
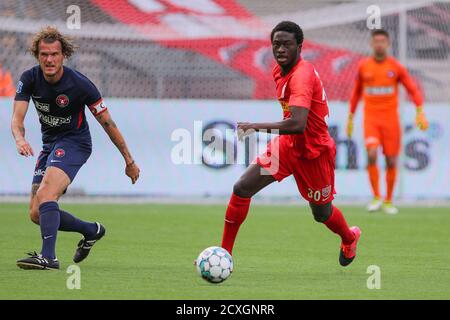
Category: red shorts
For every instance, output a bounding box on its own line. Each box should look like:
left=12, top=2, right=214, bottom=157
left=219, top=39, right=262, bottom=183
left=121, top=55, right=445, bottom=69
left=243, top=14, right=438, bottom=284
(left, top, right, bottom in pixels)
left=255, top=135, right=336, bottom=205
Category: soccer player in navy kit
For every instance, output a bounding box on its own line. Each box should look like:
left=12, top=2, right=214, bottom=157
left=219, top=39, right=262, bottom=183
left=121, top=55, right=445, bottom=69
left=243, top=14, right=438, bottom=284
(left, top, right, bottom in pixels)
left=11, top=27, right=140, bottom=270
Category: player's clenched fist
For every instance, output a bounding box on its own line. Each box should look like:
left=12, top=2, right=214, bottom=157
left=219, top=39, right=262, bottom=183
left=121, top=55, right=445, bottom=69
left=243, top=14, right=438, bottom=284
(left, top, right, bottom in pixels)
left=346, top=113, right=354, bottom=138
left=16, top=139, right=34, bottom=157
left=125, top=161, right=140, bottom=184
left=236, top=122, right=256, bottom=141
left=415, top=106, right=429, bottom=131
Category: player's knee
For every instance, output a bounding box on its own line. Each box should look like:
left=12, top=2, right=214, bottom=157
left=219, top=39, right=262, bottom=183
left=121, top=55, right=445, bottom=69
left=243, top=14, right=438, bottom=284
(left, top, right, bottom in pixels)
left=367, top=154, right=377, bottom=166
left=29, top=208, right=40, bottom=225
left=36, top=184, right=58, bottom=205
left=386, top=157, right=397, bottom=169
left=386, top=162, right=396, bottom=169
left=310, top=204, right=332, bottom=223
left=312, top=211, right=329, bottom=223
left=35, top=187, right=47, bottom=204
left=233, top=179, right=254, bottom=198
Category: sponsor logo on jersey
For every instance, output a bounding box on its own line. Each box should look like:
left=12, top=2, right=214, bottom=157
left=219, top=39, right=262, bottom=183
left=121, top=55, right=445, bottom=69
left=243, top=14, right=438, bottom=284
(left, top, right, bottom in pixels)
left=365, top=86, right=394, bottom=95
left=37, top=111, right=71, bottom=127
left=35, top=101, right=50, bottom=112
left=34, top=169, right=46, bottom=177
left=56, top=94, right=70, bottom=108
left=387, top=70, right=395, bottom=78
left=16, top=81, right=23, bottom=94
left=279, top=101, right=289, bottom=112
left=54, top=149, right=65, bottom=158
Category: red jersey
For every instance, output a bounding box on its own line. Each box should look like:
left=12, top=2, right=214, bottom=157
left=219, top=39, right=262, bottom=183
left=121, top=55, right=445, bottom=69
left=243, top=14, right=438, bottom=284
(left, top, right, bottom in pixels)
left=273, top=58, right=335, bottom=159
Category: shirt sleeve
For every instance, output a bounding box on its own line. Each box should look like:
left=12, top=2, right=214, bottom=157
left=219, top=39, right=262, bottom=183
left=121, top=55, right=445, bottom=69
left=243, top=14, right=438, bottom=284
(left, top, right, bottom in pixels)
left=84, top=79, right=107, bottom=116
left=14, top=70, right=33, bottom=102
left=349, top=62, right=363, bottom=114
left=397, top=62, right=423, bottom=107
left=288, top=64, right=315, bottom=109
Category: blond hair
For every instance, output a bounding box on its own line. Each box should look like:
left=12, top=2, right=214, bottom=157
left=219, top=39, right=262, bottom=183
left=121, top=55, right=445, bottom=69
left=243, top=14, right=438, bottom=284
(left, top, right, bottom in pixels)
left=29, top=26, right=76, bottom=59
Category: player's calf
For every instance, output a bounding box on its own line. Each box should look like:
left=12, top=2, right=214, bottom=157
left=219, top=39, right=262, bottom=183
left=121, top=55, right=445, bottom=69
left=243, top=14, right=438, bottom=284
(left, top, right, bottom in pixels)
left=221, top=193, right=251, bottom=255
left=29, top=184, right=40, bottom=224
left=313, top=204, right=361, bottom=266
left=222, top=164, right=275, bottom=254
left=29, top=207, right=40, bottom=225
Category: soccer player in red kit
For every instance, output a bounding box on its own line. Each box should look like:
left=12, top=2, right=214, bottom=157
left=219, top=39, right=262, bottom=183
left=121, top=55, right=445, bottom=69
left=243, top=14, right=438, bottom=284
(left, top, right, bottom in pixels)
left=221, top=21, right=361, bottom=266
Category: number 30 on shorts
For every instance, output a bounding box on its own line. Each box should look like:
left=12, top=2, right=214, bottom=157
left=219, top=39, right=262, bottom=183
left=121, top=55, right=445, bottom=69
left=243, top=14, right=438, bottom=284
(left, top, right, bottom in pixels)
left=307, top=186, right=332, bottom=202
left=307, top=188, right=322, bottom=202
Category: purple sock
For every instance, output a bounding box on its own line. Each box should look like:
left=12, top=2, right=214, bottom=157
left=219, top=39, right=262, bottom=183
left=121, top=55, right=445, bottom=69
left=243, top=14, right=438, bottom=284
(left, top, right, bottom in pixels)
left=59, top=210, right=98, bottom=239
left=39, top=201, right=60, bottom=260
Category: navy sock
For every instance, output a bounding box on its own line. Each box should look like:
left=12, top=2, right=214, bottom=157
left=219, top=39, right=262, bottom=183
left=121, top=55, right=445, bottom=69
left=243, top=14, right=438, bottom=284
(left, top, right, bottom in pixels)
left=59, top=210, right=98, bottom=239
left=39, top=201, right=60, bottom=260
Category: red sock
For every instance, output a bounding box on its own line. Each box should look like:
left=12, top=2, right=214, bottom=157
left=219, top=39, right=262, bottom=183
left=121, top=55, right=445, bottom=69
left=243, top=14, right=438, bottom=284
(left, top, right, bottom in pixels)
left=221, top=193, right=251, bottom=255
left=323, top=206, right=355, bottom=245
left=385, top=167, right=397, bottom=202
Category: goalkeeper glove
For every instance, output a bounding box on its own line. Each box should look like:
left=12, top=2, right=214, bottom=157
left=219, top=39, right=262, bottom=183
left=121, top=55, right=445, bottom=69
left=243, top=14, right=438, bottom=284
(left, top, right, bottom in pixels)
left=346, top=113, right=354, bottom=138
left=415, top=106, right=429, bottom=131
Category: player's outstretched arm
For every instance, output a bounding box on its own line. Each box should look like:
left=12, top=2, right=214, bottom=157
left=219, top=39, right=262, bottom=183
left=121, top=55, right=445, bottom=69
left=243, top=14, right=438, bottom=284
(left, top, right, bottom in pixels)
left=398, top=65, right=429, bottom=131
left=94, top=110, right=140, bottom=184
left=11, top=100, right=34, bottom=157
left=347, top=63, right=363, bottom=138
left=238, top=106, right=308, bottom=138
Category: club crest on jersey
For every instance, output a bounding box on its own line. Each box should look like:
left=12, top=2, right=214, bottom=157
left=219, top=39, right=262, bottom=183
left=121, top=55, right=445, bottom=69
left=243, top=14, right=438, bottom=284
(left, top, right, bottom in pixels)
left=56, top=94, right=70, bottom=108
left=322, top=185, right=332, bottom=199
left=387, top=70, right=395, bottom=78
left=54, top=149, right=65, bottom=158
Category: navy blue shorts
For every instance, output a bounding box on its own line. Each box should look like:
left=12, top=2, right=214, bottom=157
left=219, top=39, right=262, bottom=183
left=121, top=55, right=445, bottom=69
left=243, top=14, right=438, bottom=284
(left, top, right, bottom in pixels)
left=32, top=138, right=92, bottom=185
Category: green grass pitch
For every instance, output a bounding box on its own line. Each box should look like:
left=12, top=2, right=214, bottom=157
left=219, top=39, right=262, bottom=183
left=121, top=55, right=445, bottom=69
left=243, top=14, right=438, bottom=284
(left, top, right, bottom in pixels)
left=0, top=203, right=449, bottom=299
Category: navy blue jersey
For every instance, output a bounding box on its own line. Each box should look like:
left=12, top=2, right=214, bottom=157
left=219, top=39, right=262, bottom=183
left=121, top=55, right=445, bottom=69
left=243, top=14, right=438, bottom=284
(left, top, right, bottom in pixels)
left=15, top=66, right=107, bottom=144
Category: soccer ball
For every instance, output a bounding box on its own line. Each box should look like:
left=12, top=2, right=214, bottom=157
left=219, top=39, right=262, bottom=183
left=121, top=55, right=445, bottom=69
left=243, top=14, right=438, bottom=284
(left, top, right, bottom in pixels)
left=196, top=246, right=233, bottom=283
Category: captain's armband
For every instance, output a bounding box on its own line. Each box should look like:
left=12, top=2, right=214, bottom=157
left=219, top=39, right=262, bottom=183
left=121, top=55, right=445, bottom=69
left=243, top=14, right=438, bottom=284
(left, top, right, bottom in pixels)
left=88, top=99, right=107, bottom=116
